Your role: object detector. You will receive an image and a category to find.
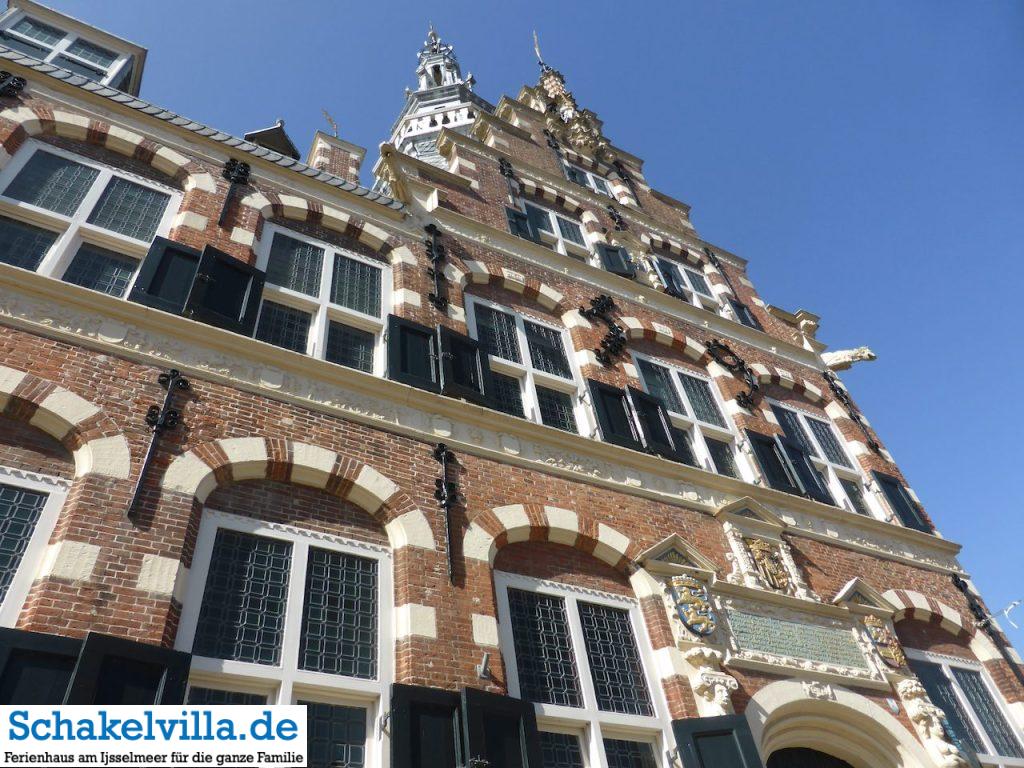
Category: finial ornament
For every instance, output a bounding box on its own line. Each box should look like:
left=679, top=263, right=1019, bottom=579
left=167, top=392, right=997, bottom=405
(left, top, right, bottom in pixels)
left=533, top=30, right=548, bottom=71
left=321, top=109, right=339, bottom=138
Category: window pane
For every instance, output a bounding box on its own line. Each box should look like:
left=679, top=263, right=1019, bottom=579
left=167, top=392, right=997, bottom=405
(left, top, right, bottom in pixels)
left=87, top=176, right=170, bottom=241
left=603, top=739, right=658, bottom=768
left=331, top=254, right=381, bottom=316
left=62, top=243, right=136, bottom=297
left=537, top=387, right=577, bottom=433
left=325, top=322, right=374, bottom=373
left=679, top=374, right=725, bottom=427
left=565, top=165, right=589, bottom=187
left=507, top=588, right=583, bottom=707
left=592, top=176, right=611, bottom=195
left=807, top=418, right=852, bottom=467
left=192, top=529, right=292, bottom=666
left=52, top=55, right=105, bottom=80
left=65, top=38, right=117, bottom=68
left=0, top=32, right=49, bottom=58
left=299, top=548, right=378, bottom=679
left=706, top=437, right=739, bottom=478
left=525, top=321, right=571, bottom=378
left=301, top=701, right=366, bottom=768
left=255, top=301, right=310, bottom=353
left=909, top=659, right=986, bottom=755
left=950, top=667, right=1024, bottom=758
left=577, top=601, right=653, bottom=716
left=0, top=483, right=47, bottom=604
left=5, top=151, right=98, bottom=215
left=187, top=687, right=266, bottom=705
left=526, top=204, right=551, bottom=234
left=266, top=233, right=323, bottom=296
left=474, top=304, right=521, bottom=363
left=0, top=216, right=57, bottom=270
left=771, top=406, right=817, bottom=457
left=491, top=372, right=525, bottom=418
left=637, top=359, right=683, bottom=414
left=684, top=267, right=712, bottom=297
left=11, top=17, right=62, bottom=46
left=540, top=732, right=585, bottom=768
left=556, top=216, right=585, bottom=246
left=839, top=479, right=871, bottom=516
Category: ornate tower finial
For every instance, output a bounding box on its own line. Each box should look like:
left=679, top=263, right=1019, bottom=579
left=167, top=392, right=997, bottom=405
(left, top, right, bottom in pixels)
left=533, top=30, right=549, bottom=72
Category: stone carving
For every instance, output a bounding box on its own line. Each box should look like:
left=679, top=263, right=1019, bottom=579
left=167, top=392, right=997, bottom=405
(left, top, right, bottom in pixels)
left=746, top=537, right=791, bottom=592
left=802, top=680, right=835, bottom=700
left=537, top=66, right=613, bottom=161
left=822, top=346, right=877, bottom=372
left=898, top=679, right=970, bottom=768
left=863, top=615, right=907, bottom=669
left=683, top=647, right=738, bottom=716
left=670, top=574, right=717, bottom=637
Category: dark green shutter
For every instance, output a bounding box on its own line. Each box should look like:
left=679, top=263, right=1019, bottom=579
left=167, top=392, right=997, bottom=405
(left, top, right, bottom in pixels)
left=387, top=315, right=440, bottom=392
left=0, top=628, right=80, bottom=705
left=627, top=387, right=691, bottom=464
left=871, top=471, right=931, bottom=533
left=746, top=430, right=801, bottom=494
left=184, top=244, right=265, bottom=336
left=657, top=258, right=688, bottom=298
left=437, top=326, right=493, bottom=406
left=588, top=380, right=642, bottom=451
left=461, top=688, right=542, bottom=768
left=390, top=683, right=462, bottom=768
left=129, top=237, right=202, bottom=315
left=597, top=243, right=636, bottom=278
left=64, top=632, right=191, bottom=705
left=779, top=437, right=835, bottom=505
left=731, top=300, right=763, bottom=331
left=673, top=714, right=764, bottom=768
left=506, top=207, right=538, bottom=242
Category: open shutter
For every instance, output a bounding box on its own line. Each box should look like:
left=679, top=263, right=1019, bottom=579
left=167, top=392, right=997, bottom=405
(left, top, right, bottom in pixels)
left=597, top=243, right=636, bottom=278
left=390, top=683, right=462, bottom=768
left=779, top=437, right=835, bottom=505
left=461, top=688, right=542, bottom=768
left=746, top=430, right=801, bottom=495
left=0, top=628, right=81, bottom=705
left=437, top=326, right=493, bottom=406
left=627, top=386, right=690, bottom=463
left=387, top=315, right=440, bottom=392
left=564, top=164, right=589, bottom=188
left=64, top=632, right=191, bottom=705
left=731, top=300, right=763, bottom=331
left=128, top=237, right=202, bottom=315
left=656, top=257, right=689, bottom=298
left=506, top=207, right=539, bottom=243
left=588, top=379, right=643, bottom=451
left=673, top=714, right=764, bottom=768
left=671, top=427, right=699, bottom=467
left=871, top=471, right=931, bottom=533
left=184, top=244, right=265, bottom=336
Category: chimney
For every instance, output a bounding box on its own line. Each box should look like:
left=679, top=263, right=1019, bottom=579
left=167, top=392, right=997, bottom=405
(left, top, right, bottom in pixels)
left=306, top=131, right=366, bottom=185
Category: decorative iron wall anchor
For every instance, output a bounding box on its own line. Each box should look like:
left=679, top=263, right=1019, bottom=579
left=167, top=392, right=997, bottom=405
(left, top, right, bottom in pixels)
left=605, top=203, right=626, bottom=231
left=580, top=294, right=627, bottom=366
left=218, top=158, right=251, bottom=227
left=0, top=71, right=26, bottom=98
left=822, top=369, right=880, bottom=453
left=433, top=443, right=461, bottom=583
left=952, top=573, right=1024, bottom=690
left=423, top=224, right=449, bottom=311
left=706, top=340, right=759, bottom=410
left=544, top=128, right=568, bottom=177
left=498, top=157, right=518, bottom=200
left=127, top=369, right=190, bottom=520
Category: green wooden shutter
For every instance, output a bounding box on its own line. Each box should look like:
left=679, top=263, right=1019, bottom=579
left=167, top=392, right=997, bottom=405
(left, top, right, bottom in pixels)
left=184, top=244, right=265, bottom=336
left=673, top=714, right=764, bottom=768
left=746, top=430, right=801, bottom=495
left=461, top=688, right=542, bottom=768
left=506, top=207, right=538, bottom=242
left=64, top=632, right=191, bottom=705
left=588, top=379, right=643, bottom=451
left=0, top=628, right=80, bottom=705
left=597, top=243, right=636, bottom=278
left=627, top=387, right=692, bottom=464
left=871, top=471, right=931, bottom=533
left=128, top=237, right=202, bottom=315
left=386, top=314, right=440, bottom=392
left=437, top=326, right=493, bottom=406
left=390, top=683, right=462, bottom=768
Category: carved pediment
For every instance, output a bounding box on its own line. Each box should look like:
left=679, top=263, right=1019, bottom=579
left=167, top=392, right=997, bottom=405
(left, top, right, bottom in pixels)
left=832, top=577, right=898, bottom=616
left=715, top=497, right=786, bottom=534
left=637, top=534, right=717, bottom=577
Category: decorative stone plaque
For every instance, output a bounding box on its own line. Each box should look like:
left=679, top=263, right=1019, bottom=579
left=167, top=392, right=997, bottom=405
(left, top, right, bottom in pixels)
left=726, top=608, right=869, bottom=671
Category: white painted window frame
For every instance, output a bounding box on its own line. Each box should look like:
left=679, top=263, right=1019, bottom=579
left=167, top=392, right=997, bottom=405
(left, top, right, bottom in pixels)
left=0, top=139, right=180, bottom=294
left=176, top=508, right=394, bottom=768
left=767, top=398, right=880, bottom=519
left=521, top=200, right=592, bottom=262
left=0, top=9, right=133, bottom=87
left=651, top=256, right=719, bottom=313
left=253, top=222, right=391, bottom=377
left=631, top=351, right=754, bottom=483
left=494, top=571, right=676, bottom=768
left=906, top=648, right=1024, bottom=767
left=466, top=294, right=590, bottom=435
left=0, top=464, right=68, bottom=627
left=564, top=162, right=612, bottom=197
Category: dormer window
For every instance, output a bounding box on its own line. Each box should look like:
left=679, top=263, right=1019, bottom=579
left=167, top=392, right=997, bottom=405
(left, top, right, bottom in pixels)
left=0, top=11, right=135, bottom=90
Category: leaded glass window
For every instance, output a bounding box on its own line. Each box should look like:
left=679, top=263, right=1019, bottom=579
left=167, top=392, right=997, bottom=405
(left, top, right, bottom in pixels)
left=679, top=374, right=725, bottom=427
left=603, top=739, right=658, bottom=768
left=950, top=667, right=1024, bottom=758
left=540, top=732, right=585, bottom=768
left=0, top=216, right=57, bottom=270
left=62, top=243, right=136, bottom=296
left=840, top=478, right=870, bottom=516
left=577, top=601, right=653, bottom=716
left=520, top=203, right=590, bottom=257
left=492, top=372, right=526, bottom=418
left=4, top=151, right=98, bottom=216
left=772, top=405, right=817, bottom=457
left=331, top=254, right=382, bottom=317
left=187, top=687, right=266, bottom=705
left=65, top=38, right=116, bottom=68
left=86, top=176, right=169, bottom=241
left=910, top=659, right=986, bottom=754
left=537, top=388, right=577, bottom=433
left=706, top=437, right=739, bottom=478
left=556, top=215, right=585, bottom=246
left=807, top=418, right=852, bottom=467
left=508, top=588, right=583, bottom=707
left=526, top=203, right=551, bottom=235
left=299, top=548, right=378, bottom=679
left=325, top=322, right=374, bottom=373
left=0, top=15, right=130, bottom=86
left=0, top=483, right=47, bottom=605
left=266, top=233, right=324, bottom=296
left=475, top=304, right=521, bottom=363
left=301, top=701, right=366, bottom=768
left=684, top=267, right=712, bottom=297
left=191, top=530, right=292, bottom=666
left=255, top=301, right=311, bottom=353
left=525, top=320, right=571, bottom=378
left=637, top=358, right=684, bottom=414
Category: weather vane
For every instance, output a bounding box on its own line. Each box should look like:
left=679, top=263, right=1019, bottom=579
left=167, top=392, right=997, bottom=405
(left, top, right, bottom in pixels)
left=321, top=108, right=338, bottom=137
left=533, top=30, right=546, bottom=70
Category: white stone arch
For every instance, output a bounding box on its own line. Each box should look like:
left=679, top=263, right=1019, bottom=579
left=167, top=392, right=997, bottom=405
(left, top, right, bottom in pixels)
left=746, top=679, right=931, bottom=768
left=882, top=589, right=1003, bottom=664
left=161, top=437, right=435, bottom=552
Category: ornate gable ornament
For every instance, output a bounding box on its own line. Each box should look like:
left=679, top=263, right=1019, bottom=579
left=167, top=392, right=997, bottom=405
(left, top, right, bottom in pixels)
left=637, top=535, right=720, bottom=639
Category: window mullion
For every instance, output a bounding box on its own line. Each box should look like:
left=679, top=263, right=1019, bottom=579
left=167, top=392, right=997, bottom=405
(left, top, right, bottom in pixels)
left=565, top=594, right=601, bottom=717
left=280, top=540, right=310, bottom=679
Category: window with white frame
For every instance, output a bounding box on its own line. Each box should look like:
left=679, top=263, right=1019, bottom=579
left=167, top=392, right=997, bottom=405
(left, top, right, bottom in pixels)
left=495, top=572, right=674, bottom=768
left=564, top=163, right=612, bottom=197
left=768, top=401, right=875, bottom=517
left=633, top=353, right=745, bottom=480
left=523, top=201, right=591, bottom=260
left=0, top=12, right=134, bottom=89
left=907, top=650, right=1024, bottom=767
left=0, top=141, right=178, bottom=296
left=252, top=224, right=390, bottom=376
left=466, top=296, right=585, bottom=434
left=0, top=466, right=66, bottom=628
left=652, top=256, right=718, bottom=313
left=176, top=509, right=393, bottom=768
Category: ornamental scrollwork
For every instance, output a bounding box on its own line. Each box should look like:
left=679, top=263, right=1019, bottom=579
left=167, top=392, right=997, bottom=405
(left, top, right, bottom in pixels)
left=822, top=369, right=880, bottom=453
left=706, top=339, right=759, bottom=410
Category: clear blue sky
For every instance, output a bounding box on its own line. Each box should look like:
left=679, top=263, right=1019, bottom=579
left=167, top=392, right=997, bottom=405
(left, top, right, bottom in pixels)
left=42, top=2, right=1023, bottom=641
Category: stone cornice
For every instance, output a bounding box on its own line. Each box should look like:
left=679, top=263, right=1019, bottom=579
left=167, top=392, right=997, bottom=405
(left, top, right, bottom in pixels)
left=0, top=265, right=962, bottom=575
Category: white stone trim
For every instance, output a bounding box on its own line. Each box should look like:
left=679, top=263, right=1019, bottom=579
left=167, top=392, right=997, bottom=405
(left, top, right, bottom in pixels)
left=216, top=437, right=268, bottom=481
left=137, top=554, right=189, bottom=602
left=38, top=540, right=99, bottom=582
left=346, top=464, right=399, bottom=513
left=472, top=614, right=499, bottom=647
left=544, top=506, right=578, bottom=545
left=593, top=523, right=630, bottom=565
left=494, top=504, right=531, bottom=543
left=395, top=603, right=437, bottom=640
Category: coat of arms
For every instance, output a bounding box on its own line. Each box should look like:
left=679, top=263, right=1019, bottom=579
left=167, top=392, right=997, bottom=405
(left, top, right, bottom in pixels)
left=864, top=614, right=907, bottom=668
left=670, top=574, right=717, bottom=637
